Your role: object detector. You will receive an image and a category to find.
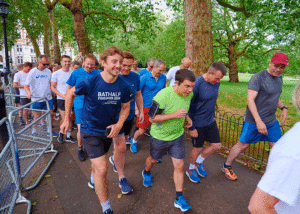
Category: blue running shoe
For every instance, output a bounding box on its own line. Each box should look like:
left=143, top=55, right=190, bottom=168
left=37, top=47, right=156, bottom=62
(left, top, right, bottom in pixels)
left=174, top=195, right=192, bottom=212
left=142, top=170, right=153, bottom=187
left=185, top=169, right=201, bottom=183
left=126, top=136, right=132, bottom=145
left=47, top=131, right=59, bottom=138
left=130, top=138, right=137, bottom=153
left=109, top=156, right=118, bottom=173
left=103, top=208, right=114, bottom=214
left=119, top=178, right=133, bottom=194
left=195, top=162, right=207, bottom=177
left=88, top=179, right=94, bottom=190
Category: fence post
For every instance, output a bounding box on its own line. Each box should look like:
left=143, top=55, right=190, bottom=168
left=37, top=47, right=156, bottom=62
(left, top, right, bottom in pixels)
left=0, top=85, right=9, bottom=151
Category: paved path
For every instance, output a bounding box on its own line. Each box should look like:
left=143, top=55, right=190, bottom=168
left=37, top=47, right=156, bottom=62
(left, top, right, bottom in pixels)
left=14, top=129, right=262, bottom=214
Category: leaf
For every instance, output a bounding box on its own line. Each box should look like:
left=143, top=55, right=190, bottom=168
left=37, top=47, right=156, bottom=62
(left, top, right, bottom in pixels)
left=44, top=175, right=51, bottom=178
left=117, top=194, right=122, bottom=198
left=32, top=202, right=37, bottom=206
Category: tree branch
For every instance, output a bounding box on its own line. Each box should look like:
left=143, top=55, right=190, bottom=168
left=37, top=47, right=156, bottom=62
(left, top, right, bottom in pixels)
left=216, top=38, right=229, bottom=51
left=84, top=11, right=127, bottom=32
left=216, top=0, right=251, bottom=17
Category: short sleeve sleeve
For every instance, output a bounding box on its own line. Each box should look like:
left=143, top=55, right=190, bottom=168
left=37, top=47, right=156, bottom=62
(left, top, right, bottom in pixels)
left=24, top=71, right=32, bottom=85
left=74, top=77, right=90, bottom=96
left=67, top=72, right=76, bottom=86
left=140, top=75, right=147, bottom=92
left=153, top=89, right=167, bottom=110
left=51, top=71, right=58, bottom=82
left=13, top=73, right=19, bottom=83
left=248, top=74, right=260, bottom=92
left=122, top=84, right=133, bottom=104
left=166, top=68, right=173, bottom=80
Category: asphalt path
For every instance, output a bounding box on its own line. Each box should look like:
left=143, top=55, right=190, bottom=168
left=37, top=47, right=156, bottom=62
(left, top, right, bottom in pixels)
left=14, top=125, right=262, bottom=214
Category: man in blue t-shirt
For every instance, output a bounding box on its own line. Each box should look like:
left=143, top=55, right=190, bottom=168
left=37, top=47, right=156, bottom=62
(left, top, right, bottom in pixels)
left=61, top=47, right=132, bottom=214
left=138, top=57, right=156, bottom=77
left=66, top=55, right=100, bottom=161
left=108, top=51, right=144, bottom=187
left=129, top=59, right=167, bottom=153
left=186, top=62, right=227, bottom=183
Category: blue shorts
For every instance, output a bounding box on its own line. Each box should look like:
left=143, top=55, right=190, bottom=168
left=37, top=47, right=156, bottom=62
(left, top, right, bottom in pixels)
left=31, top=99, right=53, bottom=111
left=239, top=120, right=282, bottom=144
left=74, top=108, right=83, bottom=125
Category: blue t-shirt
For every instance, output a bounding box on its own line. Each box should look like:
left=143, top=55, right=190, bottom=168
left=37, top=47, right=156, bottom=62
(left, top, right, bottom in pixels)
left=119, top=71, right=140, bottom=120
left=139, top=68, right=150, bottom=77
left=189, top=75, right=220, bottom=129
left=75, top=74, right=132, bottom=135
left=66, top=68, right=100, bottom=109
left=140, top=72, right=166, bottom=108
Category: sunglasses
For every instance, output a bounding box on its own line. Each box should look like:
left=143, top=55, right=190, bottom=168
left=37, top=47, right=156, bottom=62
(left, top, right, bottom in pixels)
left=40, top=63, right=50, bottom=66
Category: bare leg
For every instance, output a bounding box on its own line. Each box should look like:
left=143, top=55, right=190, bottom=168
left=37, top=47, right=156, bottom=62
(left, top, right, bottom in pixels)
left=77, top=124, right=83, bottom=147
left=145, top=156, right=157, bottom=171
left=113, top=136, right=126, bottom=179
left=172, top=157, right=184, bottom=192
left=189, top=147, right=203, bottom=164
left=201, top=143, right=222, bottom=159
left=133, top=128, right=146, bottom=141
left=225, top=141, right=249, bottom=166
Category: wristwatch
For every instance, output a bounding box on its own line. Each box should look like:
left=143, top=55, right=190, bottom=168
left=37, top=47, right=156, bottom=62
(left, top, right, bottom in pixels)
left=280, top=106, right=288, bottom=110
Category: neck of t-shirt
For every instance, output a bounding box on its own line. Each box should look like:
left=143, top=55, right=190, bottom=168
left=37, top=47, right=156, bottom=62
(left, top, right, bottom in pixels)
left=101, top=71, right=118, bottom=84
left=61, top=68, right=69, bottom=72
left=37, top=67, right=45, bottom=72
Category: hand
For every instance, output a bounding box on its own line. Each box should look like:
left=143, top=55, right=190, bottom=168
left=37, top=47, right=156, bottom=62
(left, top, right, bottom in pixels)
left=189, top=129, right=198, bottom=138
left=106, top=123, right=122, bottom=138
left=135, top=109, right=139, bottom=117
left=60, top=120, right=71, bottom=134
left=138, top=112, right=144, bottom=124
left=172, top=109, right=188, bottom=119
left=61, top=94, right=66, bottom=100
left=26, top=93, right=33, bottom=99
left=279, top=108, right=287, bottom=125
left=256, top=120, right=268, bottom=135
left=185, top=117, right=193, bottom=128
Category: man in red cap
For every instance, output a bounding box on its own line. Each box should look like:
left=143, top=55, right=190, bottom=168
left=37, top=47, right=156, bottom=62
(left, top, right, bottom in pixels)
left=222, top=52, right=289, bottom=181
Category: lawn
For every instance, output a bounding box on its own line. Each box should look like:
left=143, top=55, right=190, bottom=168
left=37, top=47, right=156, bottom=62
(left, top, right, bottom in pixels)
left=218, top=73, right=299, bottom=127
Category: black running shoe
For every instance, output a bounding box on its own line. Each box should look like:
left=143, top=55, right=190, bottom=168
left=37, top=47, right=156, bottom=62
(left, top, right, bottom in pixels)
left=78, top=147, right=87, bottom=162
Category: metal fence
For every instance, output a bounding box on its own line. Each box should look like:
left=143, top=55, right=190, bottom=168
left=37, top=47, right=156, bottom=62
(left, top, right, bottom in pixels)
left=0, top=117, right=31, bottom=214
left=215, top=110, right=291, bottom=165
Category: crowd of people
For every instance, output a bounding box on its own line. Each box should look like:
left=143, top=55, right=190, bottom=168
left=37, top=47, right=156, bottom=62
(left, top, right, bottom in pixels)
left=12, top=48, right=299, bottom=213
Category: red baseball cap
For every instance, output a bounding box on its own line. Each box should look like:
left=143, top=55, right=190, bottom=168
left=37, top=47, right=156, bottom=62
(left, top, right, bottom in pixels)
left=271, top=52, right=289, bottom=66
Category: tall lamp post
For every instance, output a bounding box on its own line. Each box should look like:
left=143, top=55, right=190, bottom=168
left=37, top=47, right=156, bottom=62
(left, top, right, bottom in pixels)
left=0, top=0, right=9, bottom=151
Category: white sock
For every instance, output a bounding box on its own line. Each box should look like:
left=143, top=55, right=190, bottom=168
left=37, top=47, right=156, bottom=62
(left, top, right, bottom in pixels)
left=189, top=163, right=196, bottom=170
left=132, top=139, right=137, bottom=144
left=67, top=130, right=71, bottom=138
left=196, top=154, right=205, bottom=164
left=101, top=200, right=111, bottom=213
left=90, top=172, right=94, bottom=183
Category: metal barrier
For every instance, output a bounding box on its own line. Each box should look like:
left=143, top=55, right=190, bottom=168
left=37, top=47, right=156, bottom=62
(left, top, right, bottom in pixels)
left=215, top=110, right=291, bottom=165
left=0, top=117, right=31, bottom=214
left=7, top=97, right=58, bottom=190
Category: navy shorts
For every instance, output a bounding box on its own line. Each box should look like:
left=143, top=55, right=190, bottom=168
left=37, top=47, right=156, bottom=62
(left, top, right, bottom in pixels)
left=57, top=99, right=65, bottom=111
left=150, top=134, right=185, bottom=160
left=81, top=132, right=113, bottom=159
left=192, top=121, right=221, bottom=148
left=31, top=100, right=53, bottom=110
left=20, top=98, right=31, bottom=106
left=123, top=119, right=134, bottom=136
left=239, top=120, right=282, bottom=144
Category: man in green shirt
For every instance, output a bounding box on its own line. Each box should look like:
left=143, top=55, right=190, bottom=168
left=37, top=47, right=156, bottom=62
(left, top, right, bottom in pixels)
left=142, top=69, right=195, bottom=212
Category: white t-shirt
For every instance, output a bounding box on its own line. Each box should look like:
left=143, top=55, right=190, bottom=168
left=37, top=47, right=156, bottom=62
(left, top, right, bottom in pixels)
left=51, top=69, right=73, bottom=100
left=258, top=122, right=300, bottom=214
left=24, top=67, right=52, bottom=102
left=13, top=71, right=29, bottom=97
left=166, top=66, right=180, bottom=87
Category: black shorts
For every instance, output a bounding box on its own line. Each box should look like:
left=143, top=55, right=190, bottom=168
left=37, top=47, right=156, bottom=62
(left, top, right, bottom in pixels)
left=123, top=119, right=134, bottom=136
left=81, top=132, right=113, bottom=159
left=15, top=95, right=20, bottom=104
left=192, top=121, right=221, bottom=148
left=57, top=99, right=65, bottom=111
left=20, top=98, right=31, bottom=106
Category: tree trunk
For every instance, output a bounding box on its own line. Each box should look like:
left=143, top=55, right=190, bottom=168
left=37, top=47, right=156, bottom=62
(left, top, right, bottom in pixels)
left=42, top=17, right=51, bottom=59
left=24, top=26, right=41, bottom=58
left=184, top=0, right=213, bottom=77
left=69, top=0, right=93, bottom=55
left=48, top=9, right=61, bottom=62
left=228, top=41, right=239, bottom=82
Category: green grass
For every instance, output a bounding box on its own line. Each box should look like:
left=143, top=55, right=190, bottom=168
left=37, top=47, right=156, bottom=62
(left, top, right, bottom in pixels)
left=218, top=73, right=299, bottom=127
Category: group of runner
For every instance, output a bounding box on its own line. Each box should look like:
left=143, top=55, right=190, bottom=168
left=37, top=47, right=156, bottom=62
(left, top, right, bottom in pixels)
left=14, top=48, right=295, bottom=213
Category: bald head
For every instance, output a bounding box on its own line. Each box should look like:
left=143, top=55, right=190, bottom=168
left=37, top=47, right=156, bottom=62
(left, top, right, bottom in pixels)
left=180, top=57, right=191, bottom=69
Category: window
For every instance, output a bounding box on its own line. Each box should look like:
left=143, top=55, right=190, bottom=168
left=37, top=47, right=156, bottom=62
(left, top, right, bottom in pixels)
left=31, top=49, right=35, bottom=54
left=17, top=56, right=23, bottom=64
left=31, top=57, right=37, bottom=63
left=16, top=45, right=22, bottom=52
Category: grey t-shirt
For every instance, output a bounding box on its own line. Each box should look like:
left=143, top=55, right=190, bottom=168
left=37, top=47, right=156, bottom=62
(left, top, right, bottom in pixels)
left=244, top=69, right=282, bottom=125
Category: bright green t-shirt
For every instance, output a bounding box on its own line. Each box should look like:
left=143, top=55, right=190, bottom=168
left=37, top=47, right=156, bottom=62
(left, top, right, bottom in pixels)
left=150, top=86, right=193, bottom=141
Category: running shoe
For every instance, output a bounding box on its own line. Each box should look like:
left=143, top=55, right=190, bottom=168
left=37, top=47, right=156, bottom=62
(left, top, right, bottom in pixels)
left=88, top=179, right=95, bottom=190
left=185, top=169, right=201, bottom=183
left=78, top=147, right=87, bottom=162
left=174, top=195, right=192, bottom=212
left=109, top=156, right=118, bottom=173
left=20, top=117, right=26, bottom=126
left=195, top=162, right=207, bottom=177
left=47, top=131, right=59, bottom=138
left=142, top=170, right=153, bottom=187
left=126, top=136, right=132, bottom=145
left=57, top=132, right=64, bottom=143
left=119, top=178, right=133, bottom=194
left=72, top=122, right=77, bottom=130
left=65, top=136, right=77, bottom=143
left=103, top=208, right=114, bottom=214
left=221, top=165, right=238, bottom=181
left=130, top=138, right=137, bottom=153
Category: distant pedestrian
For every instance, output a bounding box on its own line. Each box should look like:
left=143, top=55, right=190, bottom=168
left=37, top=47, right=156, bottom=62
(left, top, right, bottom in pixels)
left=166, top=57, right=191, bottom=87
left=139, top=58, right=156, bottom=77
